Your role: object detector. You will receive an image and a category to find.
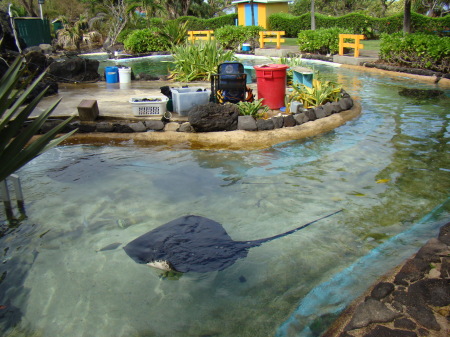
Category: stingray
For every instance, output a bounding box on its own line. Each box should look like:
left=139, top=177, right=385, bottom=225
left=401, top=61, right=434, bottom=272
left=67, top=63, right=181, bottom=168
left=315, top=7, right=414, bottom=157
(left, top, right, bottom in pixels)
left=123, top=210, right=342, bottom=273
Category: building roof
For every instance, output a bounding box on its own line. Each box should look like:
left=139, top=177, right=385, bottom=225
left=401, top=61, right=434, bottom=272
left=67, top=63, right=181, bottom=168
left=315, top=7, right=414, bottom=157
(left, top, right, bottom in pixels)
left=231, top=1, right=290, bottom=4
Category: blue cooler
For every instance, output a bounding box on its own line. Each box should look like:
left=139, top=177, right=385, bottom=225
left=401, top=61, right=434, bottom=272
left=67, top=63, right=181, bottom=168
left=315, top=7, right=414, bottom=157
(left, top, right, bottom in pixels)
left=105, top=66, right=119, bottom=83
left=242, top=43, right=251, bottom=51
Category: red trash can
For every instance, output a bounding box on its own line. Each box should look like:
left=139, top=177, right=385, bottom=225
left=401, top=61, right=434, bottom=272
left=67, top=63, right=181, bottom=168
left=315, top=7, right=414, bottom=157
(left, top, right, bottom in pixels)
left=254, top=64, right=289, bottom=109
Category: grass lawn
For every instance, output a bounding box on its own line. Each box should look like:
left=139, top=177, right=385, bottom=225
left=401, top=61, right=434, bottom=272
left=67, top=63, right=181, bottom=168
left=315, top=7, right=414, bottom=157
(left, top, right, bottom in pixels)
left=361, top=39, right=381, bottom=51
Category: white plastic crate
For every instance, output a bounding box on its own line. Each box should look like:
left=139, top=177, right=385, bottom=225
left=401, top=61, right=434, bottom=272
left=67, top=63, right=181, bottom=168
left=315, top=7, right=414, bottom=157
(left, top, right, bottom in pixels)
left=129, top=96, right=168, bottom=116
left=170, top=87, right=211, bottom=116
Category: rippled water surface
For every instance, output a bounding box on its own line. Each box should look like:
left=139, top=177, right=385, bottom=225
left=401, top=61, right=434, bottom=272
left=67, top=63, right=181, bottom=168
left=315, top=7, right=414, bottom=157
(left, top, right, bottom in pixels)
left=1, top=61, right=449, bottom=337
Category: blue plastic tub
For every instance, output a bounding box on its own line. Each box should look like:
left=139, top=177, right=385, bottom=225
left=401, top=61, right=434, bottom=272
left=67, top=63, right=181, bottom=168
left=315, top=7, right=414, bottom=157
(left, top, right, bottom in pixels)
left=105, top=66, right=119, bottom=83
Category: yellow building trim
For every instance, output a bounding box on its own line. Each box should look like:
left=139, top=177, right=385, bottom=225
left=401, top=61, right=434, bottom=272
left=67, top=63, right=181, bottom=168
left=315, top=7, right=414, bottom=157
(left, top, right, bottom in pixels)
left=238, top=3, right=245, bottom=26
left=258, top=3, right=267, bottom=28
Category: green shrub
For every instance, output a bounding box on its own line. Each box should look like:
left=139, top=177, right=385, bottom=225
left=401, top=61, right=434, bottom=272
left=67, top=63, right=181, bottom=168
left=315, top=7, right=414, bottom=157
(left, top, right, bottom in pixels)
left=269, top=11, right=450, bottom=38
left=123, top=28, right=168, bottom=53
left=215, top=25, right=264, bottom=50
left=297, top=28, right=351, bottom=55
left=116, top=28, right=133, bottom=43
left=174, top=14, right=237, bottom=31
left=169, top=40, right=236, bottom=81
left=380, top=33, right=450, bottom=73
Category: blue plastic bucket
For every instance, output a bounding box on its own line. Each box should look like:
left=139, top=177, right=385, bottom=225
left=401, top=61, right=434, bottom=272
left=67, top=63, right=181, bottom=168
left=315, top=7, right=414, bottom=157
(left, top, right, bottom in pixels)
left=105, top=66, right=119, bottom=83
left=242, top=44, right=251, bottom=51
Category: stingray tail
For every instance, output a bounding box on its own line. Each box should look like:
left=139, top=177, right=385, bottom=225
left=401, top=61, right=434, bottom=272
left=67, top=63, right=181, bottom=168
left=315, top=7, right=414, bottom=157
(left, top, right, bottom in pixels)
left=246, top=209, right=343, bottom=246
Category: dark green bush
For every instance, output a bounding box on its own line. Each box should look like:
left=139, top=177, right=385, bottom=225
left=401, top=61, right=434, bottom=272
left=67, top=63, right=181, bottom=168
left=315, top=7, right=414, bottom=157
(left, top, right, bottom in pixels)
left=174, top=14, right=237, bottom=31
left=297, top=27, right=351, bottom=55
left=123, top=28, right=169, bottom=53
left=215, top=25, right=264, bottom=50
left=269, top=11, right=450, bottom=38
left=380, top=33, right=450, bottom=72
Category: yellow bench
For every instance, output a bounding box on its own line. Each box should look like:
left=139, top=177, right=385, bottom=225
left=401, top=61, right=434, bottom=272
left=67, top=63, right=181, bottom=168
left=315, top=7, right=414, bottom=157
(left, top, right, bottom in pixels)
left=339, top=34, right=365, bottom=58
left=187, top=30, right=214, bottom=42
left=259, top=31, right=285, bottom=49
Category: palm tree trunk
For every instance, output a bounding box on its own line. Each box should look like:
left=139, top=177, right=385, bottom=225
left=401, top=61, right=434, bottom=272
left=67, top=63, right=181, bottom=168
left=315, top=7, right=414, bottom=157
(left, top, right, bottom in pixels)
left=311, top=0, right=316, bottom=30
left=404, top=0, right=412, bottom=34
left=250, top=0, right=255, bottom=26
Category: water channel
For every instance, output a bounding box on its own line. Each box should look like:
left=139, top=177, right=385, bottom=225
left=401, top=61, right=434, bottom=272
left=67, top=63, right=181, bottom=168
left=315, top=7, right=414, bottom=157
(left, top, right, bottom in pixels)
left=0, top=58, right=449, bottom=337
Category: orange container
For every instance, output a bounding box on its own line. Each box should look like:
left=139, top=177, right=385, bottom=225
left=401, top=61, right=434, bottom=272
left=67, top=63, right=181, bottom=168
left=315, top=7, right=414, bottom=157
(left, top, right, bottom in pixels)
left=253, top=64, right=289, bottom=109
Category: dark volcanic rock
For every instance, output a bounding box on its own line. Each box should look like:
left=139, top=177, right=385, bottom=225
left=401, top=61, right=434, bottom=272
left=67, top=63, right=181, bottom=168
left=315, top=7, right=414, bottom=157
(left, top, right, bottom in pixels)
left=338, top=97, right=353, bottom=111
left=399, top=88, right=444, bottom=99
left=363, top=326, right=417, bottom=337
left=113, top=123, right=134, bottom=133
left=415, top=238, right=447, bottom=263
left=394, top=317, right=417, bottom=330
left=48, top=58, right=100, bottom=82
left=25, top=50, right=52, bottom=75
left=370, top=282, right=395, bottom=300
left=305, top=108, right=317, bottom=121
left=283, top=114, right=296, bottom=127
left=438, top=222, right=450, bottom=245
left=408, top=279, right=450, bottom=307
left=256, top=118, right=274, bottom=131
left=238, top=116, right=257, bottom=131
left=407, top=305, right=440, bottom=331
left=294, top=112, right=309, bottom=125
left=314, top=106, right=327, bottom=119
left=188, top=103, right=239, bottom=132
left=271, top=116, right=284, bottom=129
left=345, top=298, right=400, bottom=330
left=394, top=258, right=430, bottom=285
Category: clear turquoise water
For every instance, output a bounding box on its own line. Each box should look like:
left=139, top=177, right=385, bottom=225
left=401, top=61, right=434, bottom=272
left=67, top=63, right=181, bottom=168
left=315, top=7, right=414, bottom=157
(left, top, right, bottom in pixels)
left=1, top=61, right=449, bottom=337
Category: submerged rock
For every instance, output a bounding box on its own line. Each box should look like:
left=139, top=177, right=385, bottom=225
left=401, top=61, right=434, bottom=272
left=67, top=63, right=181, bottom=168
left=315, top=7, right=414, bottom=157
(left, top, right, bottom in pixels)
left=399, top=88, right=444, bottom=99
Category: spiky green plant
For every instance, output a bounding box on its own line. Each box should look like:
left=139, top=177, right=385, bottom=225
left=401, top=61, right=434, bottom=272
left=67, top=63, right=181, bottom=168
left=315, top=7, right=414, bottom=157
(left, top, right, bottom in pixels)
left=289, top=79, right=342, bottom=109
left=169, top=40, right=237, bottom=82
left=0, top=57, right=77, bottom=182
left=237, top=98, right=269, bottom=119
left=159, top=20, right=189, bottom=47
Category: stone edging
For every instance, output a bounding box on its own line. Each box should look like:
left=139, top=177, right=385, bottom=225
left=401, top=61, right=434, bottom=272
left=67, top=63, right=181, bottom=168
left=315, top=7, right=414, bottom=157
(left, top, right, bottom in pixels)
left=63, top=101, right=361, bottom=150
left=323, top=222, right=450, bottom=337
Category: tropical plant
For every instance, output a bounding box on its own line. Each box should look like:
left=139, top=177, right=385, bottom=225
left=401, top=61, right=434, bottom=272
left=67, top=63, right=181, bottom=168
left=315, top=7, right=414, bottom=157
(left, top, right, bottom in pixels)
left=289, top=79, right=342, bottom=108
left=123, top=28, right=169, bottom=53
left=215, top=25, right=264, bottom=50
left=237, top=98, right=269, bottom=119
left=159, top=20, right=190, bottom=47
left=55, top=15, right=89, bottom=50
left=0, top=57, right=77, bottom=182
left=169, top=40, right=236, bottom=82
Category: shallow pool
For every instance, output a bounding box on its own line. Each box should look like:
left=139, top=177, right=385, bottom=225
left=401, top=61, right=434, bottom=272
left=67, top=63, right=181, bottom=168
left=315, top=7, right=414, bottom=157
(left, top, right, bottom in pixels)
left=1, top=61, right=449, bottom=337
left=83, top=53, right=275, bottom=77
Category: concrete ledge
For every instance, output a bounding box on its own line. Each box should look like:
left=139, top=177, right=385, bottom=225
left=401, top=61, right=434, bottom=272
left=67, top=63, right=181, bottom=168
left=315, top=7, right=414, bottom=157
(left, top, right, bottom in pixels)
left=333, top=55, right=378, bottom=66
left=64, top=101, right=361, bottom=150
left=254, top=48, right=292, bottom=58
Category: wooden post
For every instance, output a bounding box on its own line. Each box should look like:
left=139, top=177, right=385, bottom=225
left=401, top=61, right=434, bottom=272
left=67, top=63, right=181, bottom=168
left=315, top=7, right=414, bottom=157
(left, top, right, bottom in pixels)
left=77, top=99, right=99, bottom=121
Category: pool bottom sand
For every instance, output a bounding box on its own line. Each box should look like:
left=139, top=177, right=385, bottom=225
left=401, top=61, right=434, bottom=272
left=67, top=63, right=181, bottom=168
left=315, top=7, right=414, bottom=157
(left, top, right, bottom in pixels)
left=323, top=222, right=450, bottom=337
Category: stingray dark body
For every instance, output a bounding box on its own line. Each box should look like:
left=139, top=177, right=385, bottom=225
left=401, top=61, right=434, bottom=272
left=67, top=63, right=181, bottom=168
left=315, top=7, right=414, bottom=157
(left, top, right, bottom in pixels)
left=123, top=211, right=342, bottom=273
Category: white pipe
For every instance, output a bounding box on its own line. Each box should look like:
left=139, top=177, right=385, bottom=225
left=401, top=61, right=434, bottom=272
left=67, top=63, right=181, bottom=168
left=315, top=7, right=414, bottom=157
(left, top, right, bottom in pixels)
left=8, top=3, right=22, bottom=53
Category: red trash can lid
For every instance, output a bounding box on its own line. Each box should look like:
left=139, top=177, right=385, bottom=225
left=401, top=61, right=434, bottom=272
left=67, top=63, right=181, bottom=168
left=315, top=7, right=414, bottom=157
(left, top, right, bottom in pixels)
left=253, top=64, right=290, bottom=71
